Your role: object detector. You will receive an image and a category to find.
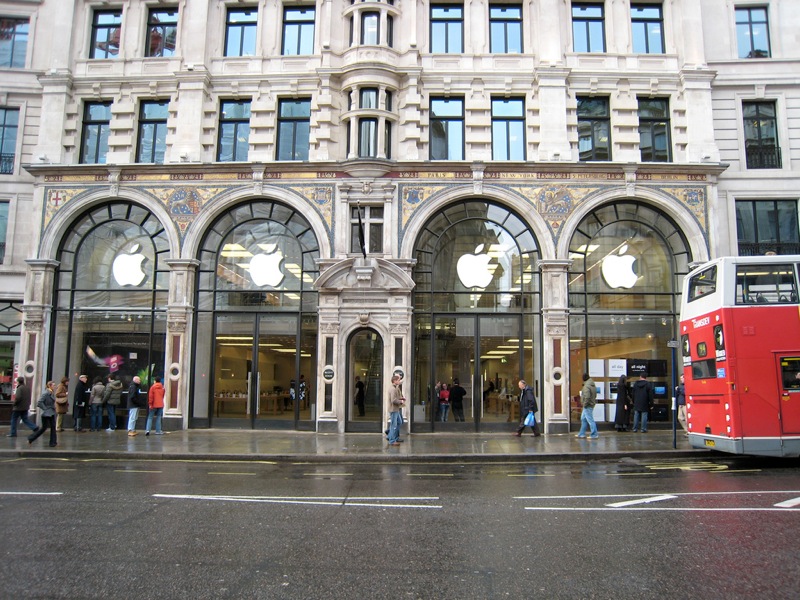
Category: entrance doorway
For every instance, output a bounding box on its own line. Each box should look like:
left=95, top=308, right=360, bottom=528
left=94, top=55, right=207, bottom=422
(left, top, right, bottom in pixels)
left=212, top=313, right=313, bottom=428
left=346, top=328, right=383, bottom=432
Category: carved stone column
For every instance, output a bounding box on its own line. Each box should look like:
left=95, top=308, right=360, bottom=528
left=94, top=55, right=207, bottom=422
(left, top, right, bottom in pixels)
left=20, top=259, right=59, bottom=398
left=539, top=259, right=572, bottom=433
left=165, top=259, right=199, bottom=425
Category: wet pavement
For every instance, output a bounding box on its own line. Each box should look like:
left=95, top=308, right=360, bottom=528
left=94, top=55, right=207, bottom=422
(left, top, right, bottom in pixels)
left=2, top=424, right=706, bottom=463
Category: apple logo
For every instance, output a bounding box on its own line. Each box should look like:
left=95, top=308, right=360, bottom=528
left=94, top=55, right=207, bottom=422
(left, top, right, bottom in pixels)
left=457, top=244, right=494, bottom=289
left=248, top=244, right=285, bottom=287
left=112, top=244, right=147, bottom=287
left=601, top=244, right=638, bottom=289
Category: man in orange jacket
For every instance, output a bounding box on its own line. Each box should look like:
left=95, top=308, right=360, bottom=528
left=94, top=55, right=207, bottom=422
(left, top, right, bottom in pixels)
left=145, top=376, right=166, bottom=436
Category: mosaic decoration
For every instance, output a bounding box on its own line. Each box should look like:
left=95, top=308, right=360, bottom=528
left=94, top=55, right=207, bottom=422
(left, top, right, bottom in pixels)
left=44, top=189, right=79, bottom=224
left=290, top=185, right=334, bottom=231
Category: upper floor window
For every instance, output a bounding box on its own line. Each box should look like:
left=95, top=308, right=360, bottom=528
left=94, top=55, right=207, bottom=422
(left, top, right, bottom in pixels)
left=146, top=8, right=178, bottom=57
left=362, top=12, right=379, bottom=45
left=351, top=205, right=384, bottom=255
left=90, top=10, right=122, bottom=58
left=0, top=17, right=29, bottom=67
left=743, top=101, right=781, bottom=169
left=572, top=3, right=605, bottom=53
left=282, top=7, right=315, bottom=56
left=431, top=5, right=463, bottom=54
left=638, top=98, right=671, bottom=162
left=277, top=99, right=311, bottom=161
left=0, top=201, right=7, bottom=264
left=0, top=108, right=19, bottom=175
left=577, top=96, right=610, bottom=161
left=136, top=100, right=169, bottom=164
left=736, top=6, right=770, bottom=58
left=492, top=98, right=525, bottom=161
left=631, top=4, right=664, bottom=54
left=736, top=200, right=800, bottom=256
left=430, top=98, right=464, bottom=160
left=489, top=5, right=522, bottom=53
left=80, top=101, right=112, bottom=164
left=225, top=8, right=257, bottom=57
left=217, top=100, right=250, bottom=162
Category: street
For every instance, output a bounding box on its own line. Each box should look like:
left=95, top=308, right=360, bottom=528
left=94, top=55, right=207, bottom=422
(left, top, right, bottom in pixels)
left=1, top=455, right=799, bottom=599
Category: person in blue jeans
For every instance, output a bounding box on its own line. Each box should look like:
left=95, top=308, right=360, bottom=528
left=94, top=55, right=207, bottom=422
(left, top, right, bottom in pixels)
left=7, top=377, right=37, bottom=437
left=577, top=373, right=599, bottom=439
left=631, top=373, right=654, bottom=433
left=386, top=374, right=405, bottom=446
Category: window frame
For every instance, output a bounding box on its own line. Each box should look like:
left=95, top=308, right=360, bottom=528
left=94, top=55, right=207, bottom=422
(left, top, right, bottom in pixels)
left=631, top=4, right=664, bottom=54
left=79, top=101, right=113, bottom=164
left=0, top=107, right=19, bottom=175
left=742, top=100, right=781, bottom=169
left=735, top=6, right=771, bottom=59
left=89, top=9, right=123, bottom=59
left=430, top=5, right=464, bottom=54
left=216, top=100, right=251, bottom=163
left=572, top=3, right=605, bottom=53
left=576, top=96, right=611, bottom=161
left=282, top=7, right=316, bottom=56
left=145, top=7, right=178, bottom=58
left=224, top=7, right=258, bottom=57
left=276, top=98, right=311, bottom=161
left=361, top=11, right=380, bottom=45
left=136, top=100, right=169, bottom=164
left=489, top=5, right=522, bottom=54
left=638, top=97, right=672, bottom=163
left=350, top=205, right=385, bottom=255
left=491, top=97, right=526, bottom=161
left=429, top=97, right=465, bottom=161
left=0, top=17, right=29, bottom=68
left=735, top=200, right=800, bottom=256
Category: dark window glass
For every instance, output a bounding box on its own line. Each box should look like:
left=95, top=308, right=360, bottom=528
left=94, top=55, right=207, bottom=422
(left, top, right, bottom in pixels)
left=0, top=108, right=19, bottom=174
left=136, top=100, right=169, bottom=163
left=631, top=5, right=664, bottom=54
left=276, top=99, right=311, bottom=161
left=0, top=17, right=29, bottom=67
left=489, top=5, right=522, bottom=53
left=491, top=98, right=525, bottom=161
left=431, top=6, right=463, bottom=53
left=736, top=7, right=770, bottom=58
left=743, top=101, right=781, bottom=169
left=90, top=10, right=122, bottom=59
left=430, top=98, right=464, bottom=160
left=638, top=98, right=671, bottom=162
left=283, top=7, right=315, bottom=55
left=736, top=200, right=800, bottom=256
left=225, top=8, right=257, bottom=57
left=217, top=100, right=251, bottom=162
left=80, top=102, right=112, bottom=164
left=0, top=201, right=8, bottom=263
left=577, top=96, right=610, bottom=161
left=572, top=4, right=605, bottom=53
left=146, top=8, right=178, bottom=57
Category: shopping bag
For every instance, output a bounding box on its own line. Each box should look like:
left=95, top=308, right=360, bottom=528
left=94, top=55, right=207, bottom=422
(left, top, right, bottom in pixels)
left=524, top=411, right=535, bottom=427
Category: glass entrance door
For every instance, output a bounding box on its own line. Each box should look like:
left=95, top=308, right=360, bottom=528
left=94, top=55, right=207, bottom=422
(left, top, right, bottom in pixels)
left=346, top=329, right=383, bottom=432
left=477, top=316, right=522, bottom=429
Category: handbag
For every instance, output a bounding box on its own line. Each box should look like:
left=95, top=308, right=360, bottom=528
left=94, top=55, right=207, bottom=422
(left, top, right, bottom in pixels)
left=524, top=411, right=536, bottom=427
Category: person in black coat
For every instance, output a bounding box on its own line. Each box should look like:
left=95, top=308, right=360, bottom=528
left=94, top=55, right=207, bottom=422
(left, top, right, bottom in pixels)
left=514, top=379, right=541, bottom=436
left=631, top=373, right=654, bottom=433
left=448, top=378, right=467, bottom=422
left=72, top=374, right=89, bottom=432
left=28, top=381, right=58, bottom=447
left=614, top=374, right=630, bottom=432
left=354, top=376, right=365, bottom=417
left=8, top=377, right=37, bottom=437
left=126, top=376, right=143, bottom=437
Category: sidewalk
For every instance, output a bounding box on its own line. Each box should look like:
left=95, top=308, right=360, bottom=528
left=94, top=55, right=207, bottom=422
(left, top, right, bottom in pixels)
left=2, top=427, right=706, bottom=463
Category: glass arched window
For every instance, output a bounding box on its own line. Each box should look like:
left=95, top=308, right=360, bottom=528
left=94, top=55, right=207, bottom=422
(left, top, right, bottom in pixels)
left=51, top=201, right=170, bottom=389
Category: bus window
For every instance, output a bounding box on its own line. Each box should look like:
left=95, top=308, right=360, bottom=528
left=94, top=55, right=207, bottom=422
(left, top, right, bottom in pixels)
left=781, top=357, right=800, bottom=390
left=736, top=264, right=798, bottom=304
left=691, top=358, right=717, bottom=379
left=688, top=265, right=716, bottom=301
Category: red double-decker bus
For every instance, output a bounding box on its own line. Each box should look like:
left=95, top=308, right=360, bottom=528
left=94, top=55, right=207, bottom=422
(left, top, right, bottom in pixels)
left=679, top=256, right=800, bottom=457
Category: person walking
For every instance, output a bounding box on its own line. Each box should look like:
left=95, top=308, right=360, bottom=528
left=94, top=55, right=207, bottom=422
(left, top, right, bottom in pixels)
left=386, top=374, right=405, bottom=446
left=103, top=374, right=124, bottom=431
left=126, top=376, right=143, bottom=437
left=631, top=373, right=654, bottom=433
left=145, top=376, right=165, bottom=436
left=354, top=376, right=365, bottom=417
left=675, top=374, right=687, bottom=434
left=89, top=376, right=105, bottom=432
left=614, top=374, right=630, bottom=432
left=576, top=373, right=599, bottom=439
left=28, top=381, right=57, bottom=447
left=514, top=379, right=541, bottom=436
left=54, top=377, right=69, bottom=432
left=72, top=374, right=89, bottom=432
left=7, top=377, right=37, bottom=438
left=449, top=378, right=467, bottom=422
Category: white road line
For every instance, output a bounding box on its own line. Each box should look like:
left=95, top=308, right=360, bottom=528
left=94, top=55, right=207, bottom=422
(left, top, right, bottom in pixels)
left=207, top=472, right=257, bottom=476
left=515, top=490, right=800, bottom=500
left=774, top=497, right=800, bottom=508
left=409, top=473, right=455, bottom=477
left=153, top=493, right=441, bottom=509
left=0, top=491, right=63, bottom=496
left=28, top=468, right=76, bottom=472
left=606, top=494, right=677, bottom=508
left=525, top=507, right=800, bottom=512
left=114, top=469, right=162, bottom=473
left=507, top=473, right=556, bottom=478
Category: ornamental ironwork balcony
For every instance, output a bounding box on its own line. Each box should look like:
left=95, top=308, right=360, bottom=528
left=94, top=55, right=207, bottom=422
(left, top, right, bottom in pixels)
left=738, top=242, right=800, bottom=256
left=745, top=146, right=782, bottom=169
left=0, top=153, right=14, bottom=175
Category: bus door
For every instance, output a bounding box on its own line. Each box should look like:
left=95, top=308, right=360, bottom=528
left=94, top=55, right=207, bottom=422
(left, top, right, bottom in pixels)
left=777, top=355, right=800, bottom=434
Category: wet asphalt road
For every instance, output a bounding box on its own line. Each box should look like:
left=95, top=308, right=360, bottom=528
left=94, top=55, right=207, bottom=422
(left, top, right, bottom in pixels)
left=1, top=455, right=798, bottom=599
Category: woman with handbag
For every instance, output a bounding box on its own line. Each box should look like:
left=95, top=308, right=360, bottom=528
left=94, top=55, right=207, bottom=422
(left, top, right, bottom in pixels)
left=54, top=377, right=69, bottom=432
left=28, top=381, right=58, bottom=447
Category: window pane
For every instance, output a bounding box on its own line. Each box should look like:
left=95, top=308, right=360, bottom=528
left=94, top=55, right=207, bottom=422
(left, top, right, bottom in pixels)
left=0, top=18, right=29, bottom=68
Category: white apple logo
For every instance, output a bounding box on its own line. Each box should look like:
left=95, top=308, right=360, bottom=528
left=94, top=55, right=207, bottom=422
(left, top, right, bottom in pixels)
left=112, top=244, right=147, bottom=287
left=457, top=244, right=494, bottom=289
left=601, top=244, right=638, bottom=289
left=249, top=245, right=285, bottom=287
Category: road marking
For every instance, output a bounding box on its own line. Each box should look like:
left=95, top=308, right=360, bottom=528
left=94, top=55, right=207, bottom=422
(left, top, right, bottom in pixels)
left=28, top=468, right=76, bottom=472
left=409, top=473, right=455, bottom=477
left=0, top=491, right=63, bottom=496
left=114, top=469, right=162, bottom=473
left=605, top=472, right=657, bottom=477
left=208, top=472, right=257, bottom=476
left=303, top=473, right=353, bottom=477
left=153, top=493, right=442, bottom=509
left=774, top=497, right=800, bottom=508
left=507, top=473, right=556, bottom=477
left=524, top=507, right=800, bottom=512
left=606, top=494, right=677, bottom=508
left=515, top=490, right=800, bottom=500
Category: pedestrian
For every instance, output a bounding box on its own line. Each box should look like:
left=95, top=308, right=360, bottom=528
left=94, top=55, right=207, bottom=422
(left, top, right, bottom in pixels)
left=126, top=376, right=143, bottom=437
left=614, top=374, right=630, bottom=432
left=54, top=377, right=69, bottom=431
left=72, top=374, right=89, bottom=432
left=28, top=381, right=57, bottom=447
left=675, top=374, right=687, bottom=434
left=103, top=374, right=124, bottom=431
left=386, top=374, right=405, bottom=446
left=576, top=373, right=599, bottom=439
left=7, top=377, right=37, bottom=437
left=514, top=379, right=541, bottom=436
left=631, top=372, right=654, bottom=433
left=449, top=378, right=467, bottom=422
left=354, top=376, right=365, bottom=417
left=438, top=383, right=450, bottom=422
left=89, top=376, right=105, bottom=432
left=145, top=376, right=165, bottom=436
